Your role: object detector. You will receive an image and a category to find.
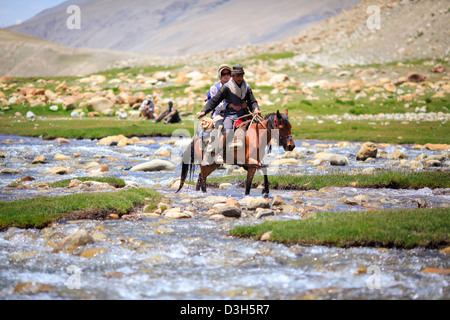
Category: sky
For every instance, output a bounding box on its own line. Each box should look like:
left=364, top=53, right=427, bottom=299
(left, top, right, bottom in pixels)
left=0, top=0, right=66, bottom=27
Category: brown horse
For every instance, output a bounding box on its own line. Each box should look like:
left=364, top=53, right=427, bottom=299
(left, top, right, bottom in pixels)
left=177, top=110, right=295, bottom=197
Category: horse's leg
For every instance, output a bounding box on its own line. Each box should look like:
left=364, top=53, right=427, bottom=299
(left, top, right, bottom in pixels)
left=199, top=164, right=219, bottom=193
left=261, top=166, right=269, bottom=198
left=245, top=166, right=257, bottom=196
left=196, top=173, right=202, bottom=191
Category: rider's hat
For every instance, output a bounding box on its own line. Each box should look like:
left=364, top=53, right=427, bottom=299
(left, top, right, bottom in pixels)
left=231, top=64, right=245, bottom=76
left=217, top=64, right=231, bottom=80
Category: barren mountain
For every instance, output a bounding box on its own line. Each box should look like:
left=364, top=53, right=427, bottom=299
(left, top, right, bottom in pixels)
left=257, top=0, right=450, bottom=66
left=2, top=0, right=448, bottom=77
left=7, top=0, right=361, bottom=56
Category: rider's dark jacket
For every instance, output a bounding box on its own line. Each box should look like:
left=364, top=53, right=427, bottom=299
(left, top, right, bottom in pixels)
left=201, top=83, right=259, bottom=116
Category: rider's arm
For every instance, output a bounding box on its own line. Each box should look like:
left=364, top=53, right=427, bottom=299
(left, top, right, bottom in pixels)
left=201, top=86, right=229, bottom=116
left=246, top=86, right=260, bottom=113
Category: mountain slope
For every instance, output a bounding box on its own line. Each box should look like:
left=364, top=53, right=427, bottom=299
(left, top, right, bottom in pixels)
left=0, top=29, right=163, bottom=77
left=7, top=0, right=361, bottom=56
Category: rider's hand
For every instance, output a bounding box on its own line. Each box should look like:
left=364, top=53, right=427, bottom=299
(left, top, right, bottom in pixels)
left=254, top=108, right=261, bottom=115
left=197, top=111, right=206, bottom=119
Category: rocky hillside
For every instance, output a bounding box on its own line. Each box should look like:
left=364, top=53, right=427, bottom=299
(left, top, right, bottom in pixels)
left=7, top=0, right=360, bottom=56
left=1, top=0, right=448, bottom=77
left=241, top=0, right=450, bottom=66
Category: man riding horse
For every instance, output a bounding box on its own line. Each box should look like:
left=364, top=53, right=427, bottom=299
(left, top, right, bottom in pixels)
left=197, top=64, right=261, bottom=165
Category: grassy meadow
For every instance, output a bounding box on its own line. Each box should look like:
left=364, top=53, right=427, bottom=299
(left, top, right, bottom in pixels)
left=0, top=56, right=448, bottom=144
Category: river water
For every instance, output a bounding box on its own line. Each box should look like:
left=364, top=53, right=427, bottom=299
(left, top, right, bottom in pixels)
left=0, top=135, right=448, bottom=299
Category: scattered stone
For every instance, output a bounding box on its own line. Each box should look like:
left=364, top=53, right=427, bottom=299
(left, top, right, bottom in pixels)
left=413, top=198, right=432, bottom=208
left=421, top=268, right=450, bottom=275
left=247, top=198, right=271, bottom=210
left=272, top=195, right=284, bottom=206
left=433, top=65, right=446, bottom=73
left=55, top=138, right=70, bottom=144
left=356, top=142, right=377, bottom=161
left=32, top=155, right=47, bottom=164
left=406, top=72, right=427, bottom=83
left=314, top=153, right=349, bottom=166
left=54, top=153, right=71, bottom=160
left=424, top=160, right=441, bottom=167
left=26, top=111, right=36, bottom=120
left=392, top=150, right=408, bottom=160
left=53, top=229, right=95, bottom=254
left=14, top=282, right=54, bottom=295
left=219, top=183, right=233, bottom=190
left=129, top=160, right=176, bottom=172
left=255, top=208, right=274, bottom=219
left=260, top=231, right=272, bottom=241
left=0, top=168, right=20, bottom=174
left=80, top=247, right=108, bottom=258
left=212, top=204, right=241, bottom=218
left=164, top=207, right=192, bottom=219
left=202, top=196, right=228, bottom=205
left=45, top=167, right=73, bottom=175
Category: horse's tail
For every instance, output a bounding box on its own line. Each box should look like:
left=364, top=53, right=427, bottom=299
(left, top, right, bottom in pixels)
left=176, top=137, right=196, bottom=193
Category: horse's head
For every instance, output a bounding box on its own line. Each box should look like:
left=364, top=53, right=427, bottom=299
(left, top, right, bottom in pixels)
left=268, top=110, right=295, bottom=152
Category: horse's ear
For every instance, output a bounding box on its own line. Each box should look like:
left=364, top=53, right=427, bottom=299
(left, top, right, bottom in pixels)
left=276, top=110, right=281, bottom=118
left=285, top=109, right=288, bottom=116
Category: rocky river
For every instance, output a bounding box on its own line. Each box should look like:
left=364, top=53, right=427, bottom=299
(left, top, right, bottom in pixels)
left=0, top=134, right=449, bottom=299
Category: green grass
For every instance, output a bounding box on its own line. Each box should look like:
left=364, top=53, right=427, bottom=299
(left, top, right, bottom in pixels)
left=230, top=208, right=450, bottom=249
left=247, top=52, right=296, bottom=61
left=1, top=115, right=448, bottom=144
left=0, top=188, right=161, bottom=230
left=48, top=177, right=126, bottom=188
left=0, top=117, right=195, bottom=139
left=208, top=171, right=450, bottom=191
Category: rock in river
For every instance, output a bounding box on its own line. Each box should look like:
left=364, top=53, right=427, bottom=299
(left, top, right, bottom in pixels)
left=130, top=160, right=176, bottom=172
left=53, top=229, right=95, bottom=254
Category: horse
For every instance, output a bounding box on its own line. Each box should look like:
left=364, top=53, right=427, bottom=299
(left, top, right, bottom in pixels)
left=176, top=109, right=295, bottom=198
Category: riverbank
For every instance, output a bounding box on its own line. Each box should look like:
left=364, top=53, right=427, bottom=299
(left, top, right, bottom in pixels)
left=0, top=187, right=161, bottom=231
left=209, top=171, right=450, bottom=191
left=230, top=207, right=450, bottom=249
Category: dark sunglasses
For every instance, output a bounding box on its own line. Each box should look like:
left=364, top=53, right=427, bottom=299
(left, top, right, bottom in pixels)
left=221, top=72, right=231, bottom=76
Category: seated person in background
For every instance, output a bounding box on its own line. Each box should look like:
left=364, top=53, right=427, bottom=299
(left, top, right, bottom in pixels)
left=155, top=101, right=182, bottom=124
left=139, top=95, right=156, bottom=120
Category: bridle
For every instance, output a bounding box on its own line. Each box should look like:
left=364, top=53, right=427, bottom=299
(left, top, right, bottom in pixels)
left=272, top=116, right=293, bottom=145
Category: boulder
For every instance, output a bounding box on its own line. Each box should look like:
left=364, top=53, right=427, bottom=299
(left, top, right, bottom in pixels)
left=53, top=229, right=94, bottom=254
left=201, top=196, right=228, bottom=205
left=213, top=204, right=241, bottom=218
left=247, top=198, right=271, bottom=210
left=32, top=155, right=47, bottom=164
left=314, top=153, right=349, bottom=166
left=392, top=150, right=408, bottom=160
left=406, top=72, right=427, bottom=83
left=129, top=160, right=176, bottom=172
left=356, top=142, right=377, bottom=161
left=0, top=168, right=20, bottom=174
left=45, top=167, right=73, bottom=175
left=164, top=207, right=192, bottom=219
left=86, top=97, right=114, bottom=114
